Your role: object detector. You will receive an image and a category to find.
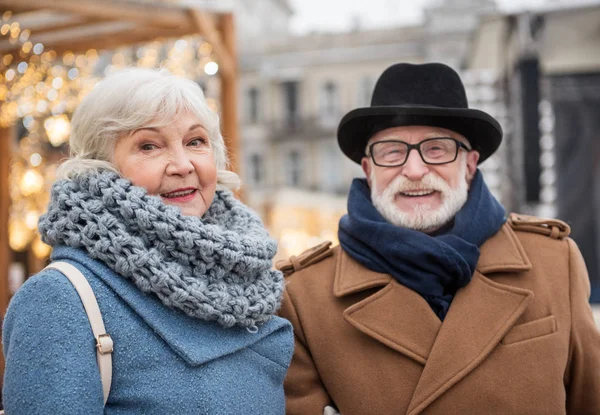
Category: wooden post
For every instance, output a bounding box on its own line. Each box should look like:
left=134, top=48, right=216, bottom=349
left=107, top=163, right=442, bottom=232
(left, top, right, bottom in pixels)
left=219, top=13, right=241, bottom=195
left=0, top=126, right=13, bottom=385
left=0, top=127, right=12, bottom=314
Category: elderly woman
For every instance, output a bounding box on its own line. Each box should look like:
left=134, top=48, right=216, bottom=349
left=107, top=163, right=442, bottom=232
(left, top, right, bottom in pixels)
left=2, top=68, right=293, bottom=414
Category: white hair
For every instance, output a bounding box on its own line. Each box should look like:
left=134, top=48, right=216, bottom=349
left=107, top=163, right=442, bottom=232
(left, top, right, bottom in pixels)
left=57, top=67, right=240, bottom=191
left=370, top=153, right=469, bottom=232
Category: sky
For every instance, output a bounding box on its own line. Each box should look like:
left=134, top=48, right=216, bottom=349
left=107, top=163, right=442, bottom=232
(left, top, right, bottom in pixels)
left=288, top=0, right=597, bottom=35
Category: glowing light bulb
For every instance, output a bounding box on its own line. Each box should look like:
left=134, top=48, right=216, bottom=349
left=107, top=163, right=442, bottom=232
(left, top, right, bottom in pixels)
left=44, top=114, right=71, bottom=146
left=25, top=211, right=39, bottom=230
left=204, top=61, right=218, bottom=75
left=9, top=220, right=32, bottom=251
left=30, top=153, right=42, bottom=166
left=20, top=169, right=44, bottom=196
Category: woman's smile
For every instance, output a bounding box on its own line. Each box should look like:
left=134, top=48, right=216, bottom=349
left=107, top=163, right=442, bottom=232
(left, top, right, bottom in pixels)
left=160, top=187, right=198, bottom=203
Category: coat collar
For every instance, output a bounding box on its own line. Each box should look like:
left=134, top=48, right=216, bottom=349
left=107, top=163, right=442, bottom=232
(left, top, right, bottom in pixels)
left=51, top=246, right=291, bottom=367
left=334, top=222, right=531, bottom=298
left=476, top=222, right=532, bottom=274
left=333, top=222, right=534, bottom=414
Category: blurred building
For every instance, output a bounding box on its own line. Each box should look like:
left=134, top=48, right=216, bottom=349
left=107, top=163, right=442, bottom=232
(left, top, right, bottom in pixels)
left=467, top=1, right=600, bottom=301
left=236, top=0, right=507, bottom=259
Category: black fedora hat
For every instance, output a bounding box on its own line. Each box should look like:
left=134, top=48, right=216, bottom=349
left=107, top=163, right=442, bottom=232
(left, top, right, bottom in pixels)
left=337, top=62, right=502, bottom=164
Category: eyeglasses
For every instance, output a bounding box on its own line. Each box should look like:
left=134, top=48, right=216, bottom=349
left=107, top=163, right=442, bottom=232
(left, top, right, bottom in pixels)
left=367, top=137, right=471, bottom=167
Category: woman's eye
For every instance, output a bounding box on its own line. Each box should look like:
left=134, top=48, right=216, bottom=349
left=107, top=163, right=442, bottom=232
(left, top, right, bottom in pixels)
left=141, top=143, right=157, bottom=151
left=188, top=137, right=208, bottom=147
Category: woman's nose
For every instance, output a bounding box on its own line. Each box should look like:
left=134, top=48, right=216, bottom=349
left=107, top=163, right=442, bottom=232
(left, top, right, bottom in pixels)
left=166, top=149, right=194, bottom=176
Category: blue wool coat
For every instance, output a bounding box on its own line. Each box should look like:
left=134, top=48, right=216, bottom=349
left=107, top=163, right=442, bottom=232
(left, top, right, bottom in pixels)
left=2, top=246, right=294, bottom=414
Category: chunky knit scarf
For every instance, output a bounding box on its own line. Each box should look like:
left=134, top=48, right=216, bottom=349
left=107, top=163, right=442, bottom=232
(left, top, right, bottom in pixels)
left=38, top=171, right=283, bottom=329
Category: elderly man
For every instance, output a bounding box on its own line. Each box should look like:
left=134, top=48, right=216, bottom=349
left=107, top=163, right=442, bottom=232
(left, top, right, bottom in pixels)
left=277, top=63, right=600, bottom=415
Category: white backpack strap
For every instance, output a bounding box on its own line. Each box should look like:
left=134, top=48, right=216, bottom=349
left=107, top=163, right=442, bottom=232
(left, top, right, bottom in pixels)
left=45, top=261, right=113, bottom=405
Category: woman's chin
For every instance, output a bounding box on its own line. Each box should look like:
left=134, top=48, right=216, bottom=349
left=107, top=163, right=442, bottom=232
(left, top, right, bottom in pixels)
left=165, top=202, right=207, bottom=217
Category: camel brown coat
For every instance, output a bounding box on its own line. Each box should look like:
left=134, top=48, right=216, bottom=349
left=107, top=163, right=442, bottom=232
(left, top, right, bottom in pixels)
left=278, top=219, right=600, bottom=415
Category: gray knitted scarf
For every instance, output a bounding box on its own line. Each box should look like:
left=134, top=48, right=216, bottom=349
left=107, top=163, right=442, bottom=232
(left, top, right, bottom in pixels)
left=38, top=170, right=283, bottom=329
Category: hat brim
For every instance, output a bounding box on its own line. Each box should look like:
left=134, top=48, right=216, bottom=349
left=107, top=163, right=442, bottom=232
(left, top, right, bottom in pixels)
left=337, top=106, right=502, bottom=164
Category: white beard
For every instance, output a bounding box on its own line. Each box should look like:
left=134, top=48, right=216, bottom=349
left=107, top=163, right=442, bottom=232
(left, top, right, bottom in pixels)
left=370, top=161, right=469, bottom=233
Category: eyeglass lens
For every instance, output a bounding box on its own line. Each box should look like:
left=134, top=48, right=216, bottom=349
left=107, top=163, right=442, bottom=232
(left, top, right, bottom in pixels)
left=371, top=138, right=459, bottom=166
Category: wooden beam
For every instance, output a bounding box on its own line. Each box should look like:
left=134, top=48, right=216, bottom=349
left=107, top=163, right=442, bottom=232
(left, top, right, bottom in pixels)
left=1, top=25, right=193, bottom=57
left=0, top=21, right=136, bottom=53
left=0, top=0, right=191, bottom=29
left=5, top=11, right=114, bottom=38
left=1, top=9, right=89, bottom=33
left=51, top=26, right=193, bottom=55
left=189, top=9, right=234, bottom=78
left=218, top=13, right=240, bottom=186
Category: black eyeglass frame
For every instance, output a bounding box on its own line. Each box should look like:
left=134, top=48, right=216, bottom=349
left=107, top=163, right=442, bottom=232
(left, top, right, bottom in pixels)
left=367, top=137, right=472, bottom=168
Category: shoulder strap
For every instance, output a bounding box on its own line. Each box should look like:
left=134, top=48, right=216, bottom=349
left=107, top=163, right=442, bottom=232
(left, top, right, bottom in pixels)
left=45, top=261, right=113, bottom=405
left=507, top=212, right=570, bottom=239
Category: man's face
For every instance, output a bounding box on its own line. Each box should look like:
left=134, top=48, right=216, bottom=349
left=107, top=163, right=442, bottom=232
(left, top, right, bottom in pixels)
left=361, top=125, right=480, bottom=233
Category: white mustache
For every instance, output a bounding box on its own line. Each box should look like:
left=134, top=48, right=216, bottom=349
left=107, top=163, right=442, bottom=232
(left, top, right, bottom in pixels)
left=383, top=172, right=451, bottom=197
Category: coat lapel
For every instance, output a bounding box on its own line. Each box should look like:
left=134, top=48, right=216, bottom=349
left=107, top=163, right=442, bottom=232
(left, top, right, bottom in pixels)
left=406, top=271, right=533, bottom=414
left=476, top=223, right=532, bottom=274
left=334, top=249, right=442, bottom=365
left=406, top=223, right=534, bottom=414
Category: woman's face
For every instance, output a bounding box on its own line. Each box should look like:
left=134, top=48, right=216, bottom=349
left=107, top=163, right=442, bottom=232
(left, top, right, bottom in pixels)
left=113, top=111, right=217, bottom=217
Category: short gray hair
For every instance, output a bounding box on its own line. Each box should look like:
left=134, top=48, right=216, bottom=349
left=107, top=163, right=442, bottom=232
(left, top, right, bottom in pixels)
left=57, top=67, right=240, bottom=190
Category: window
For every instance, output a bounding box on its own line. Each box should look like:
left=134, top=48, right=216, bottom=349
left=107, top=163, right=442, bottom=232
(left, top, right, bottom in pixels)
left=248, top=153, right=264, bottom=185
left=320, top=81, right=339, bottom=119
left=281, top=81, right=299, bottom=128
left=357, top=75, right=375, bottom=107
left=321, top=144, right=343, bottom=192
left=286, top=150, right=303, bottom=187
left=246, top=87, right=260, bottom=124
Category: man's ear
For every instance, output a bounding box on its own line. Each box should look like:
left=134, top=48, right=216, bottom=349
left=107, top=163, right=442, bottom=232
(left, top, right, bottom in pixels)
left=361, top=157, right=372, bottom=186
left=465, top=150, right=480, bottom=184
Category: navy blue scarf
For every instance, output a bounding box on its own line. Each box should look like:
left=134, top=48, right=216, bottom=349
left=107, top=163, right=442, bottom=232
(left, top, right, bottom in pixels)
left=338, top=170, right=506, bottom=320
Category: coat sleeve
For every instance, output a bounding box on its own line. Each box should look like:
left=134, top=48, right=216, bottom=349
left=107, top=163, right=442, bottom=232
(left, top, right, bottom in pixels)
left=2, top=270, right=105, bottom=415
left=279, top=287, right=332, bottom=415
left=564, top=238, right=600, bottom=414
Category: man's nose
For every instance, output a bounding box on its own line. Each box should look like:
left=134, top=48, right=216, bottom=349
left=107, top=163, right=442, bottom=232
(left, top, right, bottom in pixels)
left=166, top=149, right=194, bottom=176
left=401, top=148, right=429, bottom=181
